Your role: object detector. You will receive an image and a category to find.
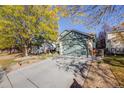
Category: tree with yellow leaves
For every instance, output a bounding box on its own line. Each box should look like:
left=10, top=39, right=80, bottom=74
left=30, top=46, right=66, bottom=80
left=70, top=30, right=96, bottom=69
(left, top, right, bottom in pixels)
left=0, top=6, right=59, bottom=56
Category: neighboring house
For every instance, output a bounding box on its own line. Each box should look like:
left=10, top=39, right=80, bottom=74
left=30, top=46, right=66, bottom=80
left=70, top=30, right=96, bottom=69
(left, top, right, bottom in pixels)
left=59, top=30, right=96, bottom=57
left=30, top=42, right=56, bottom=54
left=106, top=28, right=124, bottom=54
left=29, top=35, right=57, bottom=54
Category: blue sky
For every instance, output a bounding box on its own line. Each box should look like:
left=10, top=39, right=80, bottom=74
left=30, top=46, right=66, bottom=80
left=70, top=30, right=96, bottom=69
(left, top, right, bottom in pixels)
left=58, top=6, right=124, bottom=36
left=58, top=17, right=100, bottom=34
left=58, top=17, right=124, bottom=35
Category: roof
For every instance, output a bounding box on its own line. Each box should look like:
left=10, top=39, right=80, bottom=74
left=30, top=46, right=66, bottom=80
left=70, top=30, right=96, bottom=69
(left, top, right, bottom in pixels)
left=60, top=29, right=91, bottom=37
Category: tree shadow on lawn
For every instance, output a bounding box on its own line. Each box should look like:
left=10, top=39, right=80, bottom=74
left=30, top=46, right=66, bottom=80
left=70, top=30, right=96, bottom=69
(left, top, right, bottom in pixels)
left=96, top=64, right=119, bottom=87
left=103, top=57, right=124, bottom=68
left=102, top=56, right=124, bottom=87
left=83, top=63, right=120, bottom=88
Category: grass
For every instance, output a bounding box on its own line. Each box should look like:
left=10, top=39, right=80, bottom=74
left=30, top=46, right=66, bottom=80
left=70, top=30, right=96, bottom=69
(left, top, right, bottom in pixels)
left=98, top=55, right=124, bottom=87
left=0, top=58, right=16, bottom=70
left=0, top=53, right=19, bottom=70
left=39, top=53, right=58, bottom=59
left=0, top=52, right=58, bottom=71
left=0, top=53, right=9, bottom=56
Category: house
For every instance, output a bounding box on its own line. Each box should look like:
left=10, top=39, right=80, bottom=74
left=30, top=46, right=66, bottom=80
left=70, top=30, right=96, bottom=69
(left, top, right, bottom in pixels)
left=58, top=30, right=96, bottom=57
left=30, top=42, right=56, bottom=54
left=106, top=26, right=124, bottom=54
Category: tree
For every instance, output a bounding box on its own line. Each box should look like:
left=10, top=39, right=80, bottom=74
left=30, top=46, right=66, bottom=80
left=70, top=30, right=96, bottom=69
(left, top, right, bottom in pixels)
left=97, top=23, right=112, bottom=49
left=64, top=6, right=124, bottom=25
left=0, top=19, right=16, bottom=51
left=0, top=6, right=59, bottom=56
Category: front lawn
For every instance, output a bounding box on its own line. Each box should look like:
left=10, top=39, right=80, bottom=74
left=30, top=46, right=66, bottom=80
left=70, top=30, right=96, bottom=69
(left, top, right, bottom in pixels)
left=0, top=53, right=18, bottom=70
left=0, top=59, right=16, bottom=70
left=0, top=53, right=58, bottom=71
left=99, top=55, right=124, bottom=87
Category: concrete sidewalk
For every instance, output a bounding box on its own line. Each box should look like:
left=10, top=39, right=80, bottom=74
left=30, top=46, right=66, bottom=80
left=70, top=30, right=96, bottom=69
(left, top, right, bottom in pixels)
left=0, top=56, right=91, bottom=88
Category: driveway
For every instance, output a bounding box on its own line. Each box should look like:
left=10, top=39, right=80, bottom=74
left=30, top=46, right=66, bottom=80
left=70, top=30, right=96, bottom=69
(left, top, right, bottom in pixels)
left=0, top=56, right=91, bottom=88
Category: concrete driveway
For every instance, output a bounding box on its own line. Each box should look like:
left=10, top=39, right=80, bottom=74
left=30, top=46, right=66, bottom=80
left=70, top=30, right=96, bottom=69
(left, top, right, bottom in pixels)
left=0, top=56, right=91, bottom=88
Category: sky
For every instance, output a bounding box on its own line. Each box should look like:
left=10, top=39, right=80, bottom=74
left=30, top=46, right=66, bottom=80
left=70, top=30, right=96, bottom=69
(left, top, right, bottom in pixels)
left=58, top=17, right=100, bottom=35
left=58, top=6, right=124, bottom=36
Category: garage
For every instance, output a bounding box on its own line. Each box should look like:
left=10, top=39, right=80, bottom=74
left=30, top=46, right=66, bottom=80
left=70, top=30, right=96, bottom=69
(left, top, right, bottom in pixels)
left=59, top=30, right=95, bottom=57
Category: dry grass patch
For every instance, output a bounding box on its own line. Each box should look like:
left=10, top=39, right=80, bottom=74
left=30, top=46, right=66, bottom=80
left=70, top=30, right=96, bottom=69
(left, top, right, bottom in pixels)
left=0, top=56, right=17, bottom=71
left=111, top=66, right=124, bottom=87
left=100, top=55, right=124, bottom=87
left=0, top=53, right=58, bottom=71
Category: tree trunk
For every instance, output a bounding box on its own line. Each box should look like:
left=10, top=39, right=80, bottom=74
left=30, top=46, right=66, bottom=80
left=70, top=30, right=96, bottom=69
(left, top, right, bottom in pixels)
left=9, top=48, right=12, bottom=54
left=24, top=45, right=28, bottom=56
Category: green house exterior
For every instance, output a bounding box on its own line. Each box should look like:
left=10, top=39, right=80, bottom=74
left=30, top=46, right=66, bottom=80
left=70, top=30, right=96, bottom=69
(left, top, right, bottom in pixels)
left=59, top=30, right=96, bottom=57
